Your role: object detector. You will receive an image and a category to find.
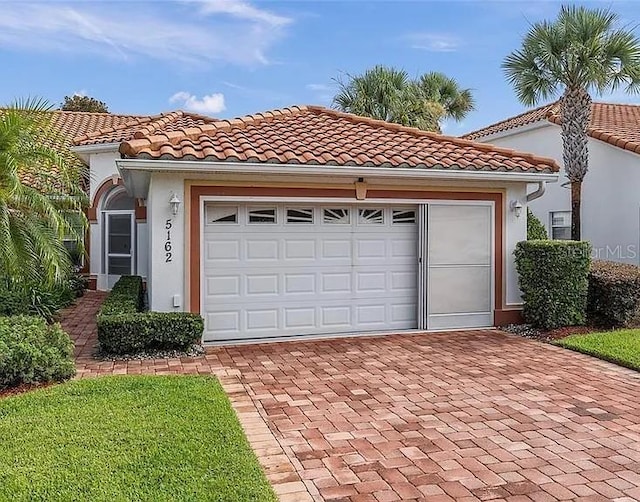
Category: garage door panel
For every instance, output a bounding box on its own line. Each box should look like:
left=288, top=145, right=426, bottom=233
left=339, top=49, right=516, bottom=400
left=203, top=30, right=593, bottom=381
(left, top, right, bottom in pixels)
left=284, top=240, right=316, bottom=260
left=321, top=305, right=352, bottom=327
left=207, top=240, right=240, bottom=261
left=322, top=272, right=351, bottom=293
left=206, top=275, right=240, bottom=297
left=246, top=274, right=279, bottom=296
left=245, top=239, right=279, bottom=261
left=321, top=239, right=351, bottom=260
left=246, top=309, right=279, bottom=330
left=356, top=272, right=386, bottom=292
left=284, top=274, right=316, bottom=294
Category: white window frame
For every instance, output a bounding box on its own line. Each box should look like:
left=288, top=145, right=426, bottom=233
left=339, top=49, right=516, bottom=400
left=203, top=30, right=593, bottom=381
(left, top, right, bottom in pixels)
left=550, top=211, right=571, bottom=240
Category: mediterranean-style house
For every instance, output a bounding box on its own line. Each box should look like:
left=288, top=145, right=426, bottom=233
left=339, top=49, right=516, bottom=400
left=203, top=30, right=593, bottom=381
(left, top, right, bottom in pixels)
left=56, top=106, right=558, bottom=344
left=464, top=101, right=640, bottom=264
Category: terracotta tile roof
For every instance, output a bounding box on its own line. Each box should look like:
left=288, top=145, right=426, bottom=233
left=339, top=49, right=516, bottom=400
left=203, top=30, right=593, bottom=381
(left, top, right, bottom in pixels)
left=463, top=103, right=558, bottom=140
left=119, top=106, right=559, bottom=173
left=73, top=111, right=219, bottom=146
left=464, top=101, right=640, bottom=155
left=11, top=110, right=143, bottom=191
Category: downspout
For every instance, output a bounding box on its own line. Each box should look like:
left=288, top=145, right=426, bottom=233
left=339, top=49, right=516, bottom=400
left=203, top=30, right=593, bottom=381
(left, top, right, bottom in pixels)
left=526, top=181, right=546, bottom=202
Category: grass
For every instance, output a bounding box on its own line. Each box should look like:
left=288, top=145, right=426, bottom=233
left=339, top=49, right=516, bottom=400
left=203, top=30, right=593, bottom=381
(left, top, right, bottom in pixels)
left=0, top=375, right=277, bottom=502
left=555, top=329, right=640, bottom=371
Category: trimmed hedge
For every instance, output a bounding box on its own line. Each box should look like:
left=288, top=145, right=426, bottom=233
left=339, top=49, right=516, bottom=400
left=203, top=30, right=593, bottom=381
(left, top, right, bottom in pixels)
left=0, top=316, right=76, bottom=388
left=588, top=260, right=640, bottom=328
left=97, top=276, right=203, bottom=355
left=527, top=209, right=548, bottom=240
left=98, top=275, right=143, bottom=316
left=98, top=313, right=204, bottom=354
left=515, top=240, right=591, bottom=329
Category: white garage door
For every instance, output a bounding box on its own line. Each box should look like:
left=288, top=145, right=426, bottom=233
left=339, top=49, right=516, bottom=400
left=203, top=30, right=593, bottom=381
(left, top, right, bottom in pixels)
left=202, top=204, right=418, bottom=342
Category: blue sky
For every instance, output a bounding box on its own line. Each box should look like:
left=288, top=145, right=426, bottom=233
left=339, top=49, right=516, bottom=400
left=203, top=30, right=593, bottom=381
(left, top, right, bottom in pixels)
left=0, top=0, right=638, bottom=135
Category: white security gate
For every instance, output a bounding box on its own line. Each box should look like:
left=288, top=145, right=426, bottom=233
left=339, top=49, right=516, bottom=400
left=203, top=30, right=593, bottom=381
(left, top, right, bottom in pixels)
left=202, top=204, right=418, bottom=342
left=422, top=203, right=493, bottom=330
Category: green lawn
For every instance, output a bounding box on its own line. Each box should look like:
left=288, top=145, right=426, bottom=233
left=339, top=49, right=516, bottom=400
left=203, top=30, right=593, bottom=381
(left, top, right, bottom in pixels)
left=0, top=376, right=276, bottom=502
left=555, top=329, right=640, bottom=371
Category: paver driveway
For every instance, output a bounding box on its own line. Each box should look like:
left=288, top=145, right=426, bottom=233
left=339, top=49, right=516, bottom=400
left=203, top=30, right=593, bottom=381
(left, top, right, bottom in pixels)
left=67, top=294, right=640, bottom=501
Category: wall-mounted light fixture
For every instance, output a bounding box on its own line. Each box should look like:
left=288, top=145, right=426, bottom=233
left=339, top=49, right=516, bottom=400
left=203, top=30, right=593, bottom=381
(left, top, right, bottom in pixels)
left=510, top=199, right=523, bottom=218
left=169, top=193, right=181, bottom=216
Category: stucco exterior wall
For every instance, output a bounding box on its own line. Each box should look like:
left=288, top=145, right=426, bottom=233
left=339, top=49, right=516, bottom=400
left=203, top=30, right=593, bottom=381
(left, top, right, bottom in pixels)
left=146, top=174, right=186, bottom=312
left=87, top=150, right=149, bottom=288
left=142, top=172, right=530, bottom=320
left=485, top=125, right=640, bottom=264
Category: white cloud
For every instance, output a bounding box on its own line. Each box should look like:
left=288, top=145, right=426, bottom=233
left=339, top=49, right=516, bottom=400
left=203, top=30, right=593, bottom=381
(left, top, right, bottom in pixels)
left=170, top=91, right=226, bottom=114
left=404, top=33, right=461, bottom=52
left=306, top=83, right=332, bottom=92
left=194, top=0, right=291, bottom=27
left=0, top=1, right=292, bottom=66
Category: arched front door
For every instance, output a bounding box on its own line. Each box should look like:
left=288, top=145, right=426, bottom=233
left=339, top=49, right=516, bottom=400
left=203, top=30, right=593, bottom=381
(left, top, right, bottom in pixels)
left=102, top=188, right=136, bottom=289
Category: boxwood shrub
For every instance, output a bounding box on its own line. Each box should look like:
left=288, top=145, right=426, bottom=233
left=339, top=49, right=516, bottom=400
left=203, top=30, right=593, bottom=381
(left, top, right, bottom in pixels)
left=97, top=276, right=204, bottom=354
left=0, top=316, right=76, bottom=388
left=515, top=240, right=591, bottom=329
left=588, top=260, right=640, bottom=328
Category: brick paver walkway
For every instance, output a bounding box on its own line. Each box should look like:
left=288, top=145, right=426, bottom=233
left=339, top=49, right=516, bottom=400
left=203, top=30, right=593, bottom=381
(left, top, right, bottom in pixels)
left=62, top=293, right=640, bottom=501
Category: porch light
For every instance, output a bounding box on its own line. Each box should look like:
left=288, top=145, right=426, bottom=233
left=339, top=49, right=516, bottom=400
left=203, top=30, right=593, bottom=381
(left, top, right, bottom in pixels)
left=169, top=193, right=181, bottom=216
left=510, top=199, right=523, bottom=218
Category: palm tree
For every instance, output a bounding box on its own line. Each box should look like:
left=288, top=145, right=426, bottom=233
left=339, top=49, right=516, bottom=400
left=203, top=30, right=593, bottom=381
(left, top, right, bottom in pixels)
left=503, top=5, right=640, bottom=240
left=418, top=72, right=475, bottom=121
left=0, top=98, right=88, bottom=286
left=333, top=65, right=473, bottom=132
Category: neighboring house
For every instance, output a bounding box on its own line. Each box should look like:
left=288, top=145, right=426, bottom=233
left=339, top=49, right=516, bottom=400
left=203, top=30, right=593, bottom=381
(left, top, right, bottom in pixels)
left=70, top=104, right=558, bottom=344
left=464, top=102, right=640, bottom=264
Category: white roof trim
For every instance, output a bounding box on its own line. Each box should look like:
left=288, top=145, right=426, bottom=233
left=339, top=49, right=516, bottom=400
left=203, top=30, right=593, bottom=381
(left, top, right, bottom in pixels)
left=116, top=158, right=559, bottom=199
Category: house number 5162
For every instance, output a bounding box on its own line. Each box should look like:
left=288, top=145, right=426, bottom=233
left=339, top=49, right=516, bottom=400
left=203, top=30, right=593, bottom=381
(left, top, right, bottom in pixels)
left=165, top=219, right=173, bottom=263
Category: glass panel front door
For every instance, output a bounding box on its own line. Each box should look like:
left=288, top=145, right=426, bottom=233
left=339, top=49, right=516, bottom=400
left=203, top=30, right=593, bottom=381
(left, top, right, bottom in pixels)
left=105, top=212, right=134, bottom=286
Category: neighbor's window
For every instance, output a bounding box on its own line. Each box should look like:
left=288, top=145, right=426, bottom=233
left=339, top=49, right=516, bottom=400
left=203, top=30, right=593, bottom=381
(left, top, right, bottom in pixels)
left=550, top=211, right=571, bottom=240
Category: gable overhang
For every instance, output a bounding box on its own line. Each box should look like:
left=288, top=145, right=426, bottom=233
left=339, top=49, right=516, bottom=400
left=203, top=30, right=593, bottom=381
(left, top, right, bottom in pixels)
left=469, top=120, right=555, bottom=143
left=116, top=158, right=558, bottom=199
left=71, top=143, right=120, bottom=163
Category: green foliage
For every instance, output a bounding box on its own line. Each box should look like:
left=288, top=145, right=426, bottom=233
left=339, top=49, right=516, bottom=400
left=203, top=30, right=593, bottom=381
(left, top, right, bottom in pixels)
left=587, top=260, right=640, bottom=327
left=0, top=275, right=83, bottom=322
left=527, top=208, right=548, bottom=240
left=333, top=66, right=474, bottom=132
left=97, top=276, right=203, bottom=354
left=98, top=275, right=143, bottom=316
left=0, top=376, right=277, bottom=501
left=0, top=315, right=75, bottom=388
left=503, top=5, right=640, bottom=106
left=515, top=240, right=591, bottom=329
left=556, top=329, right=640, bottom=371
left=98, top=312, right=204, bottom=355
left=61, top=95, right=109, bottom=113
left=0, top=98, right=88, bottom=287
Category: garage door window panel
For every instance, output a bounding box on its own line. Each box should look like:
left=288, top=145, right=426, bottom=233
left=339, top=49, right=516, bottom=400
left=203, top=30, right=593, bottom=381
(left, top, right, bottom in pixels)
left=323, top=208, right=350, bottom=224
left=207, top=206, right=238, bottom=224
left=286, top=208, right=314, bottom=224
left=392, top=209, right=417, bottom=224
left=358, top=208, right=384, bottom=224
left=248, top=207, right=277, bottom=224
